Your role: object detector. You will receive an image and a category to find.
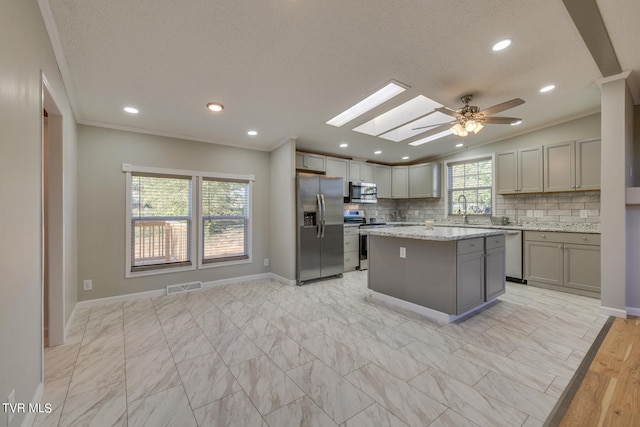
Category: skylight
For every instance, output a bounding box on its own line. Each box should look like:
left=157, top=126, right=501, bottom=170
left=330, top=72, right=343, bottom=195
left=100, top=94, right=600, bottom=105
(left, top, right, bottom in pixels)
left=380, top=111, right=452, bottom=142
left=352, top=95, right=443, bottom=137
left=326, top=81, right=407, bottom=127
left=408, top=129, right=453, bottom=146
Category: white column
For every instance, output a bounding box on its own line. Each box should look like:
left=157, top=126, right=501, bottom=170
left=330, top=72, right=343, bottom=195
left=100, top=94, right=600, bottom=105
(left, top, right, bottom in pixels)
left=598, top=72, right=633, bottom=317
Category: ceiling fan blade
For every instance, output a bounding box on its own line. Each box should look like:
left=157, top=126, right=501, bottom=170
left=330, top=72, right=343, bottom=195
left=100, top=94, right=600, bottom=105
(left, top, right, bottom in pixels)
left=482, top=116, right=522, bottom=125
left=435, top=107, right=462, bottom=118
left=478, top=98, right=525, bottom=116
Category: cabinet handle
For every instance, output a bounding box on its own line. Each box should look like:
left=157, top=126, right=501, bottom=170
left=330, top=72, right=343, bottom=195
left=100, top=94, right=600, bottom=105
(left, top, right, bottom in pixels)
left=346, top=241, right=350, bottom=246
left=541, top=234, right=545, bottom=238
left=582, top=236, right=588, bottom=241
left=558, top=245, right=563, bottom=249
left=345, top=257, right=350, bottom=262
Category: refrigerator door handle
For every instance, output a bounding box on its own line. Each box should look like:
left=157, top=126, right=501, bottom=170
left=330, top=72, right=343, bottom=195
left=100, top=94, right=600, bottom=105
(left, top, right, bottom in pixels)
left=320, top=193, right=326, bottom=237
left=316, top=194, right=322, bottom=238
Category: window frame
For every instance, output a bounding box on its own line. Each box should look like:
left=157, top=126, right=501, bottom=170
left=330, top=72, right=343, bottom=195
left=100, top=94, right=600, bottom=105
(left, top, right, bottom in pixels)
left=198, top=176, right=253, bottom=269
left=444, top=154, right=496, bottom=218
left=123, top=164, right=254, bottom=278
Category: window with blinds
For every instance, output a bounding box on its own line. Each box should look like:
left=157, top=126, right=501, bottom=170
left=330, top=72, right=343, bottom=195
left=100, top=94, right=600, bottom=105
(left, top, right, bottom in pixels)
left=130, top=173, right=192, bottom=271
left=447, top=157, right=493, bottom=216
left=201, top=178, right=250, bottom=263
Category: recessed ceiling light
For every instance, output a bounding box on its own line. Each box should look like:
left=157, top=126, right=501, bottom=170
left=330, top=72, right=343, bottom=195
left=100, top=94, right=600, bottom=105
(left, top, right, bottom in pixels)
left=492, top=39, right=512, bottom=51
left=247, top=130, right=258, bottom=136
left=207, top=102, right=224, bottom=112
left=402, top=156, right=409, bottom=160
left=326, top=80, right=407, bottom=127
left=539, top=85, right=556, bottom=93
left=456, top=143, right=464, bottom=148
left=511, top=120, right=523, bottom=126
left=374, top=150, right=382, bottom=155
left=124, top=107, right=139, bottom=114
left=339, top=143, right=348, bottom=148
left=408, top=129, right=453, bottom=146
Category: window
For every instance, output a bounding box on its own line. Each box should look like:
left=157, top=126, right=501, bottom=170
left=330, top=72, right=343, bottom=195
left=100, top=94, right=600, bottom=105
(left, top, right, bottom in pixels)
left=447, top=157, right=493, bottom=216
left=130, top=173, right=193, bottom=272
left=201, top=178, right=250, bottom=264
left=124, top=164, right=254, bottom=277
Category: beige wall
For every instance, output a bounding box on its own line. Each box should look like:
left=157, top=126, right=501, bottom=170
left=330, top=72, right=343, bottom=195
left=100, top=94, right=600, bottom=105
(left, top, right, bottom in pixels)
left=269, top=139, right=296, bottom=281
left=0, top=0, right=78, bottom=423
left=77, top=125, right=272, bottom=299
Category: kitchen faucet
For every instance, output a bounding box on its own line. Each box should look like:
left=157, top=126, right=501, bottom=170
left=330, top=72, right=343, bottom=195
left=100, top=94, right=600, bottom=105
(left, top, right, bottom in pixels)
left=458, top=194, right=468, bottom=224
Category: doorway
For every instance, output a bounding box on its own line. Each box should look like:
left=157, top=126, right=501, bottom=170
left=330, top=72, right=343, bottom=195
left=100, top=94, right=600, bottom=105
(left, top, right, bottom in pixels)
left=42, top=74, right=64, bottom=348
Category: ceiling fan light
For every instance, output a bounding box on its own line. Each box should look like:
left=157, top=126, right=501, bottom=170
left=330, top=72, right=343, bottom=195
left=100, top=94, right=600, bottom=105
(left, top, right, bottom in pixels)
left=451, top=123, right=464, bottom=136
left=472, top=122, right=484, bottom=134
left=465, top=120, right=476, bottom=132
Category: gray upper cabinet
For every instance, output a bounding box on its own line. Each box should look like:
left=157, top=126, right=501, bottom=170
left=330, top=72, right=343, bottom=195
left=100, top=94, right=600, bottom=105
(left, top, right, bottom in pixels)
left=576, top=138, right=601, bottom=191
left=325, top=156, right=349, bottom=197
left=296, top=152, right=326, bottom=172
left=392, top=166, right=409, bottom=199
left=374, top=165, right=392, bottom=198
left=408, top=163, right=441, bottom=198
left=349, top=160, right=375, bottom=183
left=496, top=146, right=543, bottom=194
left=543, top=139, right=601, bottom=192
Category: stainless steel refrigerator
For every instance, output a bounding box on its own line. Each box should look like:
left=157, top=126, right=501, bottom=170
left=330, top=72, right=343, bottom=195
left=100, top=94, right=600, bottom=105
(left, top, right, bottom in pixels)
left=296, top=172, right=344, bottom=285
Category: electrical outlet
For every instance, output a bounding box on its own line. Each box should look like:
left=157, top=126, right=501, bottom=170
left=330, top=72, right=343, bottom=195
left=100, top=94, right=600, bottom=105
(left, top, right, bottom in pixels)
left=83, top=279, right=92, bottom=291
left=7, top=388, right=15, bottom=425
left=399, top=247, right=406, bottom=258
left=534, top=210, right=544, bottom=218
left=414, top=210, right=419, bottom=216
left=580, top=210, right=588, bottom=218
left=263, top=258, right=269, bottom=267
left=526, top=210, right=533, bottom=217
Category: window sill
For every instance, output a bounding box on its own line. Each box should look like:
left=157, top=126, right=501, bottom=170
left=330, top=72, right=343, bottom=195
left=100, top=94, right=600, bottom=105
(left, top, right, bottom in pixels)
left=125, top=264, right=196, bottom=279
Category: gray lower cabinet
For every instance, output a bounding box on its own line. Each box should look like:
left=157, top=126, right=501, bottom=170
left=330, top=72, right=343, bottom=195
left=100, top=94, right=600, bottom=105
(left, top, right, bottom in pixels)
left=456, top=246, right=485, bottom=313
left=524, top=231, right=600, bottom=296
left=485, top=235, right=506, bottom=300
left=344, top=227, right=360, bottom=270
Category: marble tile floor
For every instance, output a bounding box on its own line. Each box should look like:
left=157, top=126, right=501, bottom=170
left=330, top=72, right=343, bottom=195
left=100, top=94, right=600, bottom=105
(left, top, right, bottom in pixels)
left=37, top=271, right=607, bottom=427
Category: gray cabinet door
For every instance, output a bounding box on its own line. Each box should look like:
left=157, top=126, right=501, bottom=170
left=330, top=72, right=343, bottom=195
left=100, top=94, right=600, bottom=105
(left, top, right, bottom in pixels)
left=392, top=166, right=409, bottom=199
left=496, top=151, right=517, bottom=194
left=296, top=152, right=326, bottom=172
left=325, top=157, right=349, bottom=197
left=408, top=163, right=433, bottom=198
left=375, top=165, right=392, bottom=198
left=361, top=163, right=375, bottom=182
left=544, top=141, right=575, bottom=192
left=524, top=240, right=563, bottom=286
left=486, top=246, right=506, bottom=300
left=457, top=251, right=485, bottom=314
left=576, top=139, right=601, bottom=191
left=519, top=146, right=544, bottom=193
left=563, top=243, right=601, bottom=293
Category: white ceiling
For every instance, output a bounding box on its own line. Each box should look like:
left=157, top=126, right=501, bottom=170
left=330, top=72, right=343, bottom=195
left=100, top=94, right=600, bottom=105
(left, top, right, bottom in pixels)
left=43, top=0, right=639, bottom=164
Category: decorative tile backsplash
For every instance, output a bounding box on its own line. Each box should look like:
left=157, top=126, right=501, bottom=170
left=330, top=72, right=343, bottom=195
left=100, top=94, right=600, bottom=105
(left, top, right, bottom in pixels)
left=348, top=191, right=600, bottom=224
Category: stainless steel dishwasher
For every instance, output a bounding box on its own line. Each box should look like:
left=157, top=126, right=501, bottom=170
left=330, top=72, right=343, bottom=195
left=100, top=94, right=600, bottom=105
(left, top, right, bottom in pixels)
left=504, top=230, right=525, bottom=283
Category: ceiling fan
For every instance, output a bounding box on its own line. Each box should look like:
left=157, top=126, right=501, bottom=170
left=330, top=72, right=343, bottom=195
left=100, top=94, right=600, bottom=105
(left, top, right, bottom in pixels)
left=414, top=94, right=525, bottom=137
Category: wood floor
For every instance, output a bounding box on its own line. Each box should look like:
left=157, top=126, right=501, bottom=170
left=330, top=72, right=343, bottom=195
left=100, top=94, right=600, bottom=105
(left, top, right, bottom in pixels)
left=558, top=316, right=640, bottom=427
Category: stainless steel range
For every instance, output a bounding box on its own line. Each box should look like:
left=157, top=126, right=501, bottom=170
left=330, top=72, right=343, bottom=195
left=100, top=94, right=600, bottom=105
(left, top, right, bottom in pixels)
left=343, top=210, right=386, bottom=270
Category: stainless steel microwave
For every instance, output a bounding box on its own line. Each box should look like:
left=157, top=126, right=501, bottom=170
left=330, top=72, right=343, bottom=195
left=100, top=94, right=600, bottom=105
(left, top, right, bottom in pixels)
left=349, top=182, right=377, bottom=204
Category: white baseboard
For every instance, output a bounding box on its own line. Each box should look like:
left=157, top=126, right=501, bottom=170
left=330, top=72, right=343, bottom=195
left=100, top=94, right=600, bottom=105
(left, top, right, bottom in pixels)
left=268, top=273, right=297, bottom=286
left=73, top=273, right=288, bottom=311
left=626, top=306, right=640, bottom=316
left=599, top=306, right=628, bottom=318
left=20, top=382, right=43, bottom=427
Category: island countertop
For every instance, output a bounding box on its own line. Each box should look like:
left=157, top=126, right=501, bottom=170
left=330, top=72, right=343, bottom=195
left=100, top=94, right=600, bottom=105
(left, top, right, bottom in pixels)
left=363, top=225, right=505, bottom=241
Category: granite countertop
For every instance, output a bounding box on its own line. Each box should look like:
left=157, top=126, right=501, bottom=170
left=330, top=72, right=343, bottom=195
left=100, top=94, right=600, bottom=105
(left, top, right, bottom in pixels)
left=431, top=221, right=601, bottom=234
left=364, top=225, right=505, bottom=241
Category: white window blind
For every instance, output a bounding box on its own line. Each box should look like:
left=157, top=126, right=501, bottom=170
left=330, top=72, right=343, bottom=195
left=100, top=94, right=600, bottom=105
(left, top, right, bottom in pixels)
left=130, top=173, right=192, bottom=271
left=447, top=158, right=493, bottom=216
left=201, top=178, right=250, bottom=263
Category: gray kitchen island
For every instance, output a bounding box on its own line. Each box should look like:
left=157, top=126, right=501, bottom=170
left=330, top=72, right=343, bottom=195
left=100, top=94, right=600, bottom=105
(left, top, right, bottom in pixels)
left=365, top=226, right=507, bottom=323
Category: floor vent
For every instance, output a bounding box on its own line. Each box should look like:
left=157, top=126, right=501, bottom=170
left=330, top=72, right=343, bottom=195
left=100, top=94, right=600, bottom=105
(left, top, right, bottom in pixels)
left=166, top=281, right=202, bottom=296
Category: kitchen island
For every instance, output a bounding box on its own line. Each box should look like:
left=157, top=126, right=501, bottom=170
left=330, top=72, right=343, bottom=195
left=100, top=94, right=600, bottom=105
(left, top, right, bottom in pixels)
left=365, top=226, right=507, bottom=323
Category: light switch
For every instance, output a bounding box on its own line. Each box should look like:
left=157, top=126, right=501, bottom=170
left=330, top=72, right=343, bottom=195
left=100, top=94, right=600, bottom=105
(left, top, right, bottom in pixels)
left=400, top=247, right=406, bottom=258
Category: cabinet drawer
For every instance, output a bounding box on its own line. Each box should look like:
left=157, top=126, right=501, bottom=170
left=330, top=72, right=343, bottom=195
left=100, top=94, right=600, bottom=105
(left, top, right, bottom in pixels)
left=344, top=227, right=360, bottom=235
left=344, top=252, right=359, bottom=268
left=525, top=231, right=600, bottom=246
left=457, top=238, right=484, bottom=255
left=344, top=234, right=359, bottom=251
left=485, top=234, right=505, bottom=250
